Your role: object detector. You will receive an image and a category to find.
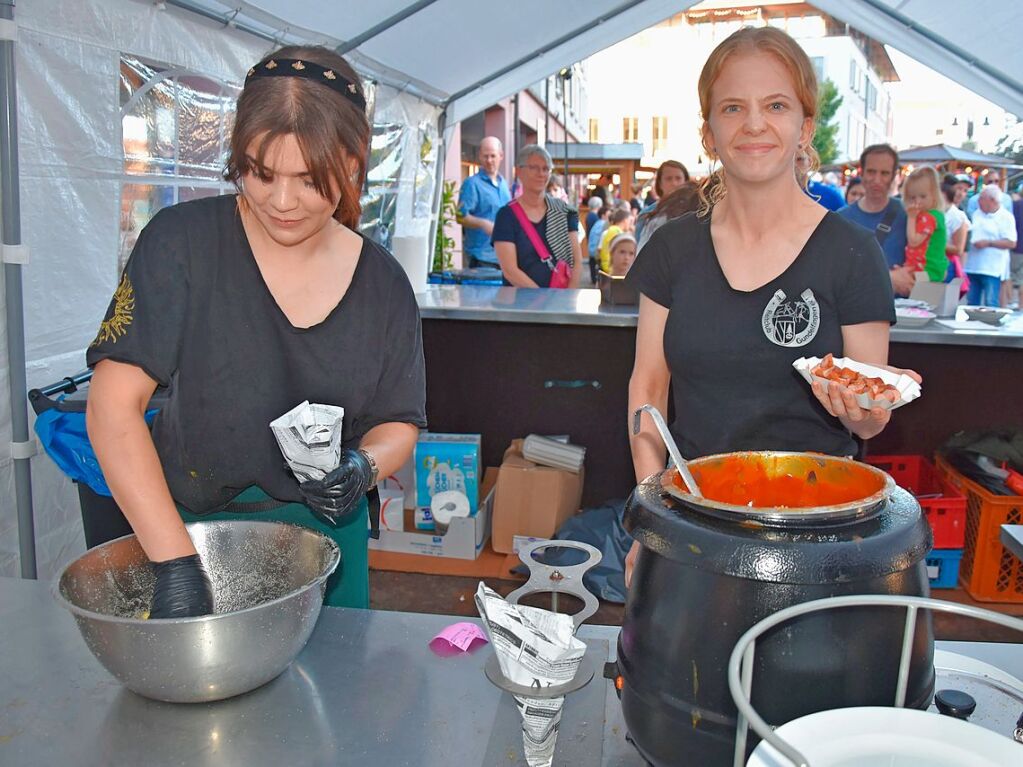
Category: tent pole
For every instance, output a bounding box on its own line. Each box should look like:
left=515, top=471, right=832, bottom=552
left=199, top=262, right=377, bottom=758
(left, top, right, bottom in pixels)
left=513, top=94, right=520, bottom=170
left=0, top=0, right=35, bottom=578
left=427, top=111, right=447, bottom=275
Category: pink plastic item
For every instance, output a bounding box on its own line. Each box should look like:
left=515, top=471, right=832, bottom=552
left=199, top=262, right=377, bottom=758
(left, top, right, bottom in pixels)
left=429, top=622, right=489, bottom=657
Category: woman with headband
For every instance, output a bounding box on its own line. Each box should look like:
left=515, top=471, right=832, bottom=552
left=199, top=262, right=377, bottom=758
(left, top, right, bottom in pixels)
left=86, top=47, right=426, bottom=617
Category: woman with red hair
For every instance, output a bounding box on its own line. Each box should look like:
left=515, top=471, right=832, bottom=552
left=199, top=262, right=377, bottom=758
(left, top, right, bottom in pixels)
left=625, top=26, right=920, bottom=583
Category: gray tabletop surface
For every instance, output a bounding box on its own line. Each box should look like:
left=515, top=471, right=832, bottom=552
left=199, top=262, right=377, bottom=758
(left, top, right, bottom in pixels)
left=417, top=286, right=1023, bottom=348
left=3, top=576, right=1022, bottom=767
left=0, top=577, right=639, bottom=767
left=1002, top=525, right=1023, bottom=562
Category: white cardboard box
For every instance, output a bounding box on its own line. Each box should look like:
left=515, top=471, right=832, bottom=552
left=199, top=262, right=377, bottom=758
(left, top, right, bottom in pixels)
left=378, top=487, right=404, bottom=532
left=380, top=458, right=416, bottom=510
left=368, top=468, right=496, bottom=560
left=910, top=273, right=963, bottom=317
left=511, top=534, right=552, bottom=555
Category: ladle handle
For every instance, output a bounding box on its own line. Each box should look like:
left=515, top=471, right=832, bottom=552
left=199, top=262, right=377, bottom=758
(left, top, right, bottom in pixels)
left=632, top=405, right=702, bottom=497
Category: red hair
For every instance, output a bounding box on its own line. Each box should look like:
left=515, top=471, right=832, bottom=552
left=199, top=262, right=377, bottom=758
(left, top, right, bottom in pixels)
left=696, top=27, right=820, bottom=215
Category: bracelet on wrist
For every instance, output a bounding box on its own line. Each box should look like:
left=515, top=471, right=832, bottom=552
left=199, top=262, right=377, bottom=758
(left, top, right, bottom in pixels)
left=358, top=448, right=379, bottom=488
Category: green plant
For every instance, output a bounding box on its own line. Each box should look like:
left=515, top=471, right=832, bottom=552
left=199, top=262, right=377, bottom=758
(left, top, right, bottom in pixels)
left=813, top=79, right=842, bottom=165
left=433, top=180, right=458, bottom=272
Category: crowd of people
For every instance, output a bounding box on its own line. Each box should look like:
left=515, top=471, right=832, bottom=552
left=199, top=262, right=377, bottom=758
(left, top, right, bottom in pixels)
left=456, top=116, right=1022, bottom=311
left=836, top=151, right=1020, bottom=308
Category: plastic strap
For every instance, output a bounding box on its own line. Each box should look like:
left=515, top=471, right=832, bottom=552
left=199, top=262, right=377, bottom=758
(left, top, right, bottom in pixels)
left=1, top=244, right=28, bottom=264
left=0, top=19, right=17, bottom=42
left=875, top=200, right=899, bottom=246
left=8, top=439, right=39, bottom=460
left=367, top=486, right=381, bottom=540
left=508, top=200, right=554, bottom=267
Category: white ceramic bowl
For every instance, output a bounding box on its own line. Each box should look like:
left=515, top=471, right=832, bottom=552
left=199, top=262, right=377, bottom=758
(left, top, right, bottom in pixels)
left=747, top=706, right=1021, bottom=767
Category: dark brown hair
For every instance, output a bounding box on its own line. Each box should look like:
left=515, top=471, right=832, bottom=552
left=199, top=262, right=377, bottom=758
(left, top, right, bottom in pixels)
left=609, top=208, right=631, bottom=226
left=654, top=160, right=690, bottom=197
left=224, top=45, right=369, bottom=229
left=649, top=181, right=700, bottom=221
left=941, top=174, right=959, bottom=204
left=859, top=143, right=899, bottom=175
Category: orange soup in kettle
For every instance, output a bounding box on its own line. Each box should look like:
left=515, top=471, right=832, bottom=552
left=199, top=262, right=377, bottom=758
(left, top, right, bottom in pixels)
left=672, top=453, right=888, bottom=508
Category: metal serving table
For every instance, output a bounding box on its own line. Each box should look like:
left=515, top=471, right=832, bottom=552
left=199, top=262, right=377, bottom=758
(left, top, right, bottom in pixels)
left=417, top=286, right=1023, bottom=348
left=4, top=576, right=1021, bottom=766
left=0, top=577, right=639, bottom=767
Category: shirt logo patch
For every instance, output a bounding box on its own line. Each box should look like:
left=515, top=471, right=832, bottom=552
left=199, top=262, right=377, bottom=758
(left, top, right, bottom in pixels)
left=91, top=274, right=135, bottom=347
left=761, top=288, right=820, bottom=347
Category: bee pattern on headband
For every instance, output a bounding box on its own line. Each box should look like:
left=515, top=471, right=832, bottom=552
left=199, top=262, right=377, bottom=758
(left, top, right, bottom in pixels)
left=245, top=58, right=367, bottom=112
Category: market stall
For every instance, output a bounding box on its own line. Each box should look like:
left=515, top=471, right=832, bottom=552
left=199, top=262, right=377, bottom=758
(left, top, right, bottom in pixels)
left=5, top=3, right=1023, bottom=766
left=7, top=0, right=1023, bottom=582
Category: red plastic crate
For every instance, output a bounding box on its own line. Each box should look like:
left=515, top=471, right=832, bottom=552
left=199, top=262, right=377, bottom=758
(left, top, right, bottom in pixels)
left=936, top=454, right=1023, bottom=603
left=866, top=455, right=966, bottom=548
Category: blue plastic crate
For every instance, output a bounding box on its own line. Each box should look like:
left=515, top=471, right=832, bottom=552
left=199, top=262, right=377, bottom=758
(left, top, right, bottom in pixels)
left=926, top=548, right=963, bottom=589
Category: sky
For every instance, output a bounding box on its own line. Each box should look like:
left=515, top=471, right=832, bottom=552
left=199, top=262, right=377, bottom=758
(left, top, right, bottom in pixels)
left=885, top=47, right=1014, bottom=154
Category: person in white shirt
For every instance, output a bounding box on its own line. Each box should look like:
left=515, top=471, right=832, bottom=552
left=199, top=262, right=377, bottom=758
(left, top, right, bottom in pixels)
left=966, top=185, right=1017, bottom=306
left=965, top=170, right=1013, bottom=217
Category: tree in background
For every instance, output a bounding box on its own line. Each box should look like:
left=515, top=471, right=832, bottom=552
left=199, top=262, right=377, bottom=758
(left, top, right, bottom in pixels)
left=995, top=118, right=1023, bottom=167
left=433, top=180, right=458, bottom=272
left=813, top=79, right=842, bottom=165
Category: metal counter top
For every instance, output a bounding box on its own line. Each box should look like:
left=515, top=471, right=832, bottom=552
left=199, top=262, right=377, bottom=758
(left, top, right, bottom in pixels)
left=4, top=576, right=1022, bottom=766
left=417, top=286, right=1023, bottom=348
left=0, top=577, right=639, bottom=767
left=417, top=285, right=639, bottom=327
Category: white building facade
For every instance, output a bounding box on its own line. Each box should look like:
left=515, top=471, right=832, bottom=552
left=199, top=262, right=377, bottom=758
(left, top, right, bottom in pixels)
left=584, top=2, right=898, bottom=177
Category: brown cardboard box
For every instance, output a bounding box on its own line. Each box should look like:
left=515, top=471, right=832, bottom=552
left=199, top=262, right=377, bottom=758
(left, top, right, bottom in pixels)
left=491, top=440, right=585, bottom=554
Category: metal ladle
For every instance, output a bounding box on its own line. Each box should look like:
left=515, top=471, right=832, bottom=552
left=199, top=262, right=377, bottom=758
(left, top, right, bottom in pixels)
left=633, top=404, right=702, bottom=498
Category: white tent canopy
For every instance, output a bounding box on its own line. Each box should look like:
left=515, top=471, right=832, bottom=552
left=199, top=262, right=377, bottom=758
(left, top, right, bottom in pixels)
left=174, top=0, right=1023, bottom=121
left=4, top=0, right=1023, bottom=579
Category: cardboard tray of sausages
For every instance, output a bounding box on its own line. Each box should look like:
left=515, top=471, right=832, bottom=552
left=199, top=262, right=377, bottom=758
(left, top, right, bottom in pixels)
left=792, top=356, right=922, bottom=411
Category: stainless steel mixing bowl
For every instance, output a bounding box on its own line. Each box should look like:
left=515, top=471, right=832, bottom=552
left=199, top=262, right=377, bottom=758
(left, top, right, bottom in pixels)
left=54, top=520, right=340, bottom=703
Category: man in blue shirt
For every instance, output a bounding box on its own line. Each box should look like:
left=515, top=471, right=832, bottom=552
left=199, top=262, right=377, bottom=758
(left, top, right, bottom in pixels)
left=457, top=136, right=511, bottom=268
left=838, top=143, right=914, bottom=297
left=797, top=152, right=846, bottom=211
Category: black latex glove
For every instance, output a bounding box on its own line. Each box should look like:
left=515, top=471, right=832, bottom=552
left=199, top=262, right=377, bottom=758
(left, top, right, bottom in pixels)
left=150, top=554, right=214, bottom=619
left=300, top=448, right=374, bottom=528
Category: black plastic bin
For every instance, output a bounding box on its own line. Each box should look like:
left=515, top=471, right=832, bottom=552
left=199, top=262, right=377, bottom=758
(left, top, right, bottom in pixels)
left=29, top=370, right=165, bottom=549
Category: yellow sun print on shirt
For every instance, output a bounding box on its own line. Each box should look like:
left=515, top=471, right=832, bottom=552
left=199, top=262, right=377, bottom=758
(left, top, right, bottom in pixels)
left=91, top=274, right=135, bottom=346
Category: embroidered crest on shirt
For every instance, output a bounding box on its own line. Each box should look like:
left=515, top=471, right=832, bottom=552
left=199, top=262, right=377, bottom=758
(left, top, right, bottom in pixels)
left=761, top=288, right=819, bottom=347
left=90, top=274, right=135, bottom=346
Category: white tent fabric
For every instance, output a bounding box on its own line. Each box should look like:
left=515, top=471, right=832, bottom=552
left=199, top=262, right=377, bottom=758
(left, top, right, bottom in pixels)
left=0, top=0, right=442, bottom=578
left=178, top=0, right=1023, bottom=121
left=813, top=0, right=1023, bottom=118
left=4, top=0, right=1023, bottom=579
left=0, top=0, right=269, bottom=579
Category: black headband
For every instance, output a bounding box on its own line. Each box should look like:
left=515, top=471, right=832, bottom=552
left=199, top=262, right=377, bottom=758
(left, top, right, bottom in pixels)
left=245, top=58, right=367, bottom=112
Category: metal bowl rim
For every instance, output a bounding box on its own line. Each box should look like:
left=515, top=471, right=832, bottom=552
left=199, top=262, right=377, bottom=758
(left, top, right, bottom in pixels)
left=659, top=450, right=896, bottom=522
left=52, top=520, right=341, bottom=626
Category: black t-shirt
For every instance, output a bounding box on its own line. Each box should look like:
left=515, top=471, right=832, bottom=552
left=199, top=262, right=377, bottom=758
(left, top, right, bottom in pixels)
left=626, top=211, right=895, bottom=459
left=87, top=195, right=427, bottom=513
left=492, top=204, right=579, bottom=287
